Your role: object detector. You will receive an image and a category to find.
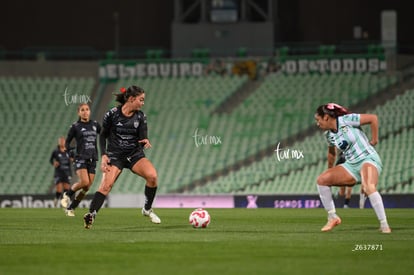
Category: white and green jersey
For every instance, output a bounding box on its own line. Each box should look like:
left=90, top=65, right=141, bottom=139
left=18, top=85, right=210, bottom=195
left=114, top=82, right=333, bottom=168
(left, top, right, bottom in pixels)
left=324, top=113, right=377, bottom=164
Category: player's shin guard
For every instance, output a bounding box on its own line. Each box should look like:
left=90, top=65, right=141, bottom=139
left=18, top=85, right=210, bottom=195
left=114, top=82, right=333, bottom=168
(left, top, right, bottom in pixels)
left=69, top=189, right=88, bottom=210
left=75, top=189, right=88, bottom=201
left=317, top=185, right=337, bottom=218
left=89, top=192, right=106, bottom=214
left=144, top=186, right=157, bottom=211
left=368, top=191, right=388, bottom=226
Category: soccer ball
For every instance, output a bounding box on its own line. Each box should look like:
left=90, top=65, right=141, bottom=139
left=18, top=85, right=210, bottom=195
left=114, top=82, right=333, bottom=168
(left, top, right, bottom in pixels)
left=189, top=208, right=211, bottom=228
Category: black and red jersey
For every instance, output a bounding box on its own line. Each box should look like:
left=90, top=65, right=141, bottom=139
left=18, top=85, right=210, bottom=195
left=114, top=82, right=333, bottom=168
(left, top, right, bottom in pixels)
left=100, top=107, right=148, bottom=156
left=65, top=120, right=101, bottom=161
left=49, top=147, right=72, bottom=178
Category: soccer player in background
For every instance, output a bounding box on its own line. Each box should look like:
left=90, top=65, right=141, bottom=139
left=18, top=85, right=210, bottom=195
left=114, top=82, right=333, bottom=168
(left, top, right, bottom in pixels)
left=49, top=137, right=72, bottom=207
left=60, top=103, right=101, bottom=217
left=83, top=86, right=161, bottom=229
left=314, top=103, right=391, bottom=233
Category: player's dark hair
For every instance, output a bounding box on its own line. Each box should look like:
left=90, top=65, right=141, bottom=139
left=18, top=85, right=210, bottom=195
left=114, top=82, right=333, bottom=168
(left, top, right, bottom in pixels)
left=115, top=85, right=145, bottom=105
left=77, top=103, right=90, bottom=111
left=316, top=103, right=350, bottom=118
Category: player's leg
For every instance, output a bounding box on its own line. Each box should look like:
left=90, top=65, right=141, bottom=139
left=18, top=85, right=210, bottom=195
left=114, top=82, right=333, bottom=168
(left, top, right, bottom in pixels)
left=55, top=182, right=63, bottom=207
left=62, top=168, right=90, bottom=216
left=344, top=186, right=352, bottom=208
left=84, top=166, right=122, bottom=229
left=338, top=186, right=345, bottom=197
left=69, top=170, right=95, bottom=211
left=360, top=163, right=391, bottom=233
left=60, top=181, right=71, bottom=209
left=63, top=182, right=71, bottom=194
left=317, top=165, right=356, bottom=231
left=132, top=158, right=161, bottom=224
left=359, top=184, right=367, bottom=209
left=61, top=167, right=88, bottom=208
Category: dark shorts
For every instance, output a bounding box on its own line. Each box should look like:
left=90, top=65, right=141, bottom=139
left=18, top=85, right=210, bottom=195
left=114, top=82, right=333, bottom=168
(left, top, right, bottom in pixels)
left=54, top=175, right=71, bottom=184
left=74, top=158, right=97, bottom=174
left=107, top=150, right=146, bottom=170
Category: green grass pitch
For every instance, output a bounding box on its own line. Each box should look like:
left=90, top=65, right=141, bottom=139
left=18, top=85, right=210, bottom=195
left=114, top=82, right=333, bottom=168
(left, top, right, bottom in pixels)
left=0, top=208, right=413, bottom=275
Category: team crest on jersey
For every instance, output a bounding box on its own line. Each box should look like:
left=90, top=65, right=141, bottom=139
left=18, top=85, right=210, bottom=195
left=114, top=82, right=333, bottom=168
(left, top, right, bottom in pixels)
left=134, top=120, right=139, bottom=128
left=93, top=126, right=97, bottom=131
left=341, top=126, right=348, bottom=133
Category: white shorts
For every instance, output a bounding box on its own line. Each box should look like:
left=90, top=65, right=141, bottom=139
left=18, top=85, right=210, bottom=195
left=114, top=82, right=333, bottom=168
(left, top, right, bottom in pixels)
left=339, top=153, right=383, bottom=183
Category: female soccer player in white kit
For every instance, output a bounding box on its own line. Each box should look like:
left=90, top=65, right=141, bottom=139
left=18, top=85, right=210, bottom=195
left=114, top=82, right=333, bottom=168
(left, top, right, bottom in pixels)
left=314, top=103, right=391, bottom=233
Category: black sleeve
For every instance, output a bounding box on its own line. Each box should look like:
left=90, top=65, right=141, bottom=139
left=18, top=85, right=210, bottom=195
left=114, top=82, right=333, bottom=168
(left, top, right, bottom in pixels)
left=49, top=150, right=56, bottom=165
left=99, top=110, right=112, bottom=156
left=138, top=112, right=148, bottom=140
left=65, top=124, right=76, bottom=152
left=96, top=121, right=102, bottom=134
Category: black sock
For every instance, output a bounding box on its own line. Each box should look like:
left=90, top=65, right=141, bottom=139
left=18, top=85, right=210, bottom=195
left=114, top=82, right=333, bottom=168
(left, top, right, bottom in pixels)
left=345, top=198, right=350, bottom=205
left=144, top=186, right=157, bottom=210
left=66, top=189, right=76, bottom=198
left=89, top=192, right=106, bottom=214
left=55, top=192, right=62, bottom=199
left=69, top=199, right=81, bottom=210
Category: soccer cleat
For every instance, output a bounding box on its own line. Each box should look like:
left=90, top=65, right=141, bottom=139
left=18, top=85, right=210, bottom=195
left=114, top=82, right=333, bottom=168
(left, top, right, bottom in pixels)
left=83, top=213, right=95, bottom=229
left=65, top=209, right=75, bottom=217
left=321, top=217, right=342, bottom=232
left=380, top=226, right=392, bottom=234
left=142, top=208, right=161, bottom=224
left=60, top=192, right=71, bottom=208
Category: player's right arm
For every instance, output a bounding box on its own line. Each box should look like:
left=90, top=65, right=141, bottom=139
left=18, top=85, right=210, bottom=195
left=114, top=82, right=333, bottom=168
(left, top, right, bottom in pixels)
left=327, top=146, right=336, bottom=169
left=65, top=124, right=76, bottom=152
left=49, top=150, right=59, bottom=167
left=99, top=109, right=113, bottom=172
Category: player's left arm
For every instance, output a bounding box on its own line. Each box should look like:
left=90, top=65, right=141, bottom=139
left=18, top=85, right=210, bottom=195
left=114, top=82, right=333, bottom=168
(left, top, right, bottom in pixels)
left=138, top=113, right=151, bottom=149
left=359, top=114, right=379, bottom=146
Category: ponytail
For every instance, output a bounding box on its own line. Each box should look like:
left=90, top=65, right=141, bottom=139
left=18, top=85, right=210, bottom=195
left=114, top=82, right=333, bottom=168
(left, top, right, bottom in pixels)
left=115, top=85, right=145, bottom=105
left=316, top=103, right=350, bottom=118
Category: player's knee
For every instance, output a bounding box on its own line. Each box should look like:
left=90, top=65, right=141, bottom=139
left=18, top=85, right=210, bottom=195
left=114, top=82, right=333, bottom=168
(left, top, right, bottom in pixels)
left=145, top=171, right=158, bottom=187
left=316, top=173, right=329, bottom=186
left=79, top=179, right=90, bottom=188
left=364, top=184, right=377, bottom=195
left=99, top=184, right=112, bottom=195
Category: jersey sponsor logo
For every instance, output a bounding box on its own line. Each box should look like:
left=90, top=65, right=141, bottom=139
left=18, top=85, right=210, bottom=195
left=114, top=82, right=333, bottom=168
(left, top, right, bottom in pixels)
left=338, top=140, right=349, bottom=150
left=116, top=122, right=123, bottom=126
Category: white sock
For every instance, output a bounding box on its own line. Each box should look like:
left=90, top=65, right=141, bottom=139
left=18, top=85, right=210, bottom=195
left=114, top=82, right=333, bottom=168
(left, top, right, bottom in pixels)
left=359, top=192, right=366, bottom=209
left=317, top=185, right=337, bottom=219
left=368, top=191, right=388, bottom=227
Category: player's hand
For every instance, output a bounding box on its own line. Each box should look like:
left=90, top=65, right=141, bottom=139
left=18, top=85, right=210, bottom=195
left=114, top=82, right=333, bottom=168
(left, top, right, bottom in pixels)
left=53, top=161, right=60, bottom=168
left=139, top=139, right=152, bottom=149
left=101, top=155, right=111, bottom=173
left=370, top=139, right=378, bottom=146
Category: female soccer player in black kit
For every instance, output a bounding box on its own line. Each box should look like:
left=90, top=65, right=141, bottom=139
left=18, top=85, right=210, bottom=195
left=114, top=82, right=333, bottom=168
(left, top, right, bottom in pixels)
left=50, top=137, right=72, bottom=207
left=83, top=86, right=161, bottom=229
left=61, top=103, right=101, bottom=217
